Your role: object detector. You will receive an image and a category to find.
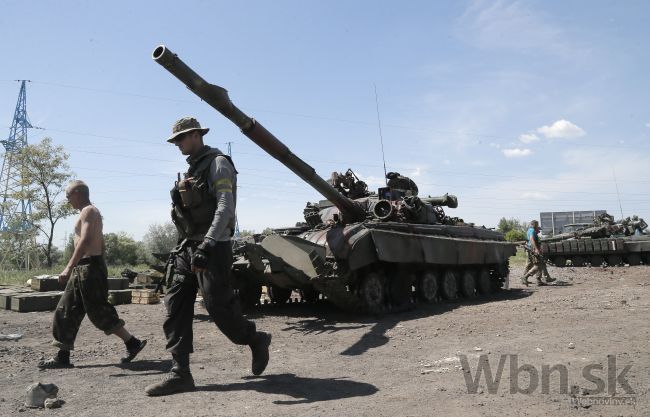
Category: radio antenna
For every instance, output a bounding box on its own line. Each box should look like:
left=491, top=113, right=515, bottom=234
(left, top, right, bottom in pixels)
left=612, top=167, right=624, bottom=219
left=374, top=84, right=388, bottom=185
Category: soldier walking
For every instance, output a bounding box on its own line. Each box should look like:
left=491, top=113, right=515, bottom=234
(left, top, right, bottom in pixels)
left=145, top=117, right=271, bottom=396
left=38, top=180, right=147, bottom=369
left=521, top=220, right=555, bottom=286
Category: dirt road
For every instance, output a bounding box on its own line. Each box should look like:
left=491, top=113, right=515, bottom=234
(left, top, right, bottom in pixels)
left=1, top=264, right=648, bottom=416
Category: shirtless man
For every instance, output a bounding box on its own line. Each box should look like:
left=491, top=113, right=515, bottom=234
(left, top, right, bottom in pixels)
left=38, top=180, right=147, bottom=369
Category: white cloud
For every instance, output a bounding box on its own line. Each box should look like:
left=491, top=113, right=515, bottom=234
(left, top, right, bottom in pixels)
left=521, top=192, right=550, bottom=200
left=455, top=0, right=580, bottom=59
left=536, top=119, right=586, bottom=139
left=409, top=167, right=422, bottom=177
left=519, top=133, right=539, bottom=144
left=503, top=148, right=532, bottom=158
left=361, top=175, right=386, bottom=188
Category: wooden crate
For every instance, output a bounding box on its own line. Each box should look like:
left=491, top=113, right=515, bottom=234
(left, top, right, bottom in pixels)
left=131, top=289, right=160, bottom=305
left=0, top=288, right=33, bottom=310
left=31, top=275, right=65, bottom=292
left=135, top=273, right=163, bottom=285
left=108, top=289, right=132, bottom=305
left=10, top=292, right=63, bottom=312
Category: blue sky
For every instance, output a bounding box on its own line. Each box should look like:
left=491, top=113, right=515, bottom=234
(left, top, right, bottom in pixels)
left=1, top=0, right=649, bottom=246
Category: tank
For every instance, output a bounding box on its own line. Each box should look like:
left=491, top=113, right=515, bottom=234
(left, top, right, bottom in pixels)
left=152, top=45, right=516, bottom=313
left=540, top=212, right=650, bottom=267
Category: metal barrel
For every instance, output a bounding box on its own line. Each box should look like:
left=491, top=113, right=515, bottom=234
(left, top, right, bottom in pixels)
left=152, top=45, right=366, bottom=222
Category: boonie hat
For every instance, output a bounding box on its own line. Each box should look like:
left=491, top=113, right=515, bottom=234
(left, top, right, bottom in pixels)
left=167, top=117, right=209, bottom=143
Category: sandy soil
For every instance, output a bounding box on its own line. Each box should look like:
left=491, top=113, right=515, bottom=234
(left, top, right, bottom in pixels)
left=0, top=264, right=648, bottom=417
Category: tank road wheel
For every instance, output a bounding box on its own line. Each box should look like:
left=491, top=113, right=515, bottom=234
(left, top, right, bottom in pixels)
left=299, top=288, right=320, bottom=304
left=460, top=270, right=478, bottom=299
left=590, top=255, right=605, bottom=267
left=606, top=254, right=623, bottom=267
left=477, top=268, right=493, bottom=294
left=625, top=253, right=642, bottom=266
left=268, top=285, right=292, bottom=304
left=552, top=256, right=567, bottom=267
left=358, top=272, right=387, bottom=314
left=440, top=269, right=458, bottom=300
left=570, top=256, right=586, bottom=267
left=417, top=271, right=439, bottom=303
left=388, top=273, right=414, bottom=309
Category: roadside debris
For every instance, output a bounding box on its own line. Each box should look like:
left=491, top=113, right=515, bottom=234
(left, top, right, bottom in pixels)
left=25, top=382, right=59, bottom=408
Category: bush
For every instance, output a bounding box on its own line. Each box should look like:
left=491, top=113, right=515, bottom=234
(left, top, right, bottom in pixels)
left=142, top=222, right=178, bottom=261
left=504, top=229, right=526, bottom=242
left=497, top=217, right=526, bottom=234
left=104, top=232, right=142, bottom=266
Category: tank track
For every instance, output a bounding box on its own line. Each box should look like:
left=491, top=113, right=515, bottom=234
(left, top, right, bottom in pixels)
left=243, top=261, right=510, bottom=314
left=546, top=252, right=649, bottom=267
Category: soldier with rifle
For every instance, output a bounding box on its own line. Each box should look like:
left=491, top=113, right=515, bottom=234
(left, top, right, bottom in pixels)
left=145, top=117, right=271, bottom=396
left=521, top=220, right=555, bottom=286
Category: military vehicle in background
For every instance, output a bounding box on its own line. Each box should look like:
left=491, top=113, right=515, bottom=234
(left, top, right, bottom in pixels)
left=153, top=45, right=516, bottom=313
left=541, top=212, right=650, bottom=267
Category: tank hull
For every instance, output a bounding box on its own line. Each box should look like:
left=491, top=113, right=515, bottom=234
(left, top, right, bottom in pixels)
left=541, top=236, right=650, bottom=267
left=235, top=223, right=515, bottom=313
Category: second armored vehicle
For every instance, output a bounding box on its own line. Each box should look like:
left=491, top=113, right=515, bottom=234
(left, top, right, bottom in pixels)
left=541, top=213, right=650, bottom=267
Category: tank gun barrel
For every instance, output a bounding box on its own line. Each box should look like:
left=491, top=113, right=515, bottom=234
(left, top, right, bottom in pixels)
left=152, top=45, right=366, bottom=223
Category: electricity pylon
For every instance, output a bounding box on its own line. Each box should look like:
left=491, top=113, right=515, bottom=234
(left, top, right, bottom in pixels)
left=0, top=80, right=35, bottom=268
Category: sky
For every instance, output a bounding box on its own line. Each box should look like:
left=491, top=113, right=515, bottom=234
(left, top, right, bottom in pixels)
left=1, top=0, right=649, bottom=247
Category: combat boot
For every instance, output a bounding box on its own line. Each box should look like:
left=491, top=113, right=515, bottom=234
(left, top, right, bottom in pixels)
left=250, top=331, right=272, bottom=376
left=536, top=280, right=547, bottom=286
left=121, top=337, right=147, bottom=363
left=520, top=276, right=530, bottom=286
left=145, top=357, right=195, bottom=396
left=545, top=276, right=556, bottom=283
left=38, top=350, right=73, bottom=370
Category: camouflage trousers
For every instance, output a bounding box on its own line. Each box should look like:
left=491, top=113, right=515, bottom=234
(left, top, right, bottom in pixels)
left=51, top=256, right=125, bottom=351
left=523, top=250, right=551, bottom=281
left=163, top=241, right=256, bottom=357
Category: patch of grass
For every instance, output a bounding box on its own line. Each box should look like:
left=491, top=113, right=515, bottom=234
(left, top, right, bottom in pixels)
left=509, top=247, right=528, bottom=266
left=0, top=267, right=58, bottom=286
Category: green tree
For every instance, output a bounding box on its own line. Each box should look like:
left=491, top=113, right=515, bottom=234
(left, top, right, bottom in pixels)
left=16, top=137, right=75, bottom=267
left=103, top=232, right=141, bottom=266
left=142, top=222, right=178, bottom=260
left=497, top=217, right=526, bottom=234
left=504, top=229, right=526, bottom=242
left=0, top=228, right=40, bottom=269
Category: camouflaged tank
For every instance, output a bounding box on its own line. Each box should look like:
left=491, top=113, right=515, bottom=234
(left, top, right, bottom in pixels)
left=153, top=45, right=516, bottom=313
left=541, top=213, right=650, bottom=267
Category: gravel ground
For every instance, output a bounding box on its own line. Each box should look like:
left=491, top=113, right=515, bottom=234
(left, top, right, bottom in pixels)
left=0, top=264, right=648, bottom=416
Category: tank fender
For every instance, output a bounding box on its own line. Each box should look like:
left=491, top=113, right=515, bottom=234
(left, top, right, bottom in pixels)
left=260, top=235, right=326, bottom=279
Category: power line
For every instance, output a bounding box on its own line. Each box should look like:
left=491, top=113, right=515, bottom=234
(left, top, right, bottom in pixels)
left=7, top=79, right=650, bottom=152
